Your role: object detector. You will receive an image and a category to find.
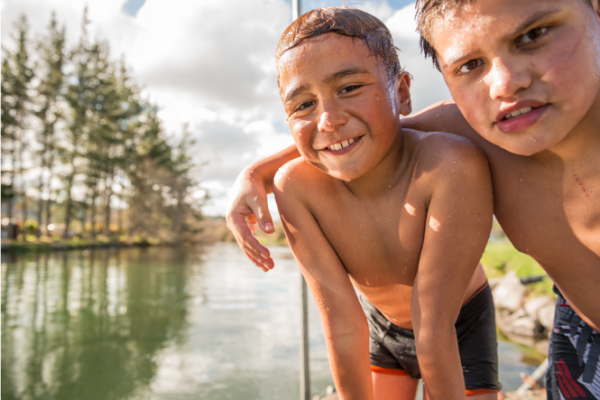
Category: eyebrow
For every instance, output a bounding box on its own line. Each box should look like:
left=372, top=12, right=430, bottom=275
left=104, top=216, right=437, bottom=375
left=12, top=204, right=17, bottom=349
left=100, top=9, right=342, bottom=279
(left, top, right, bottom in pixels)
left=322, top=67, right=370, bottom=84
left=284, top=83, right=311, bottom=104
left=508, top=8, right=562, bottom=39
left=441, top=8, right=562, bottom=69
left=283, top=67, right=370, bottom=104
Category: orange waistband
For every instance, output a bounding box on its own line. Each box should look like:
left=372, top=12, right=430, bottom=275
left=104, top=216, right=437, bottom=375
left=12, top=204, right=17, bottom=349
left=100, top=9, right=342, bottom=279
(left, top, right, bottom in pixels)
left=372, top=365, right=500, bottom=397
left=463, top=281, right=489, bottom=307
left=371, top=365, right=409, bottom=376
left=466, top=388, right=501, bottom=396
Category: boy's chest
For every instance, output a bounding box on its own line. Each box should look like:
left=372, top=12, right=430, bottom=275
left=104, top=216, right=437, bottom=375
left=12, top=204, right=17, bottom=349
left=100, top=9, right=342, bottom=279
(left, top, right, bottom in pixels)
left=491, top=157, right=600, bottom=269
left=313, top=193, right=427, bottom=288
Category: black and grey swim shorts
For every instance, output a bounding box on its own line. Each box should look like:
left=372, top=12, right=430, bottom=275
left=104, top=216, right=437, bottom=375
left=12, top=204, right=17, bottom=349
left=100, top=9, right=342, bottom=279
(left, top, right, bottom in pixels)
left=359, top=282, right=501, bottom=396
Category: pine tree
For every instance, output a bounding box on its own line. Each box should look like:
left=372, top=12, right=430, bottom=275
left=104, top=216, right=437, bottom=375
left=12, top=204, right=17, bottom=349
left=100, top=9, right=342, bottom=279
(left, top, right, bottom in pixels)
left=1, top=16, right=34, bottom=239
left=61, top=8, right=95, bottom=238
left=34, top=13, right=66, bottom=237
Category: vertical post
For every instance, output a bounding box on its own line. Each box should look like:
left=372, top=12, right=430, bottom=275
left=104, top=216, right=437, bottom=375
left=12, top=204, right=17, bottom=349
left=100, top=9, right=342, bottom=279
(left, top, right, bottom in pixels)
left=300, top=274, right=310, bottom=400
left=292, top=1, right=308, bottom=399
left=292, top=0, right=300, bottom=20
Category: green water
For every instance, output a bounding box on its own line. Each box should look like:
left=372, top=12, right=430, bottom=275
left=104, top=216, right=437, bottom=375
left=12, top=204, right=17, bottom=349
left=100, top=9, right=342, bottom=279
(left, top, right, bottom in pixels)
left=1, top=244, right=544, bottom=399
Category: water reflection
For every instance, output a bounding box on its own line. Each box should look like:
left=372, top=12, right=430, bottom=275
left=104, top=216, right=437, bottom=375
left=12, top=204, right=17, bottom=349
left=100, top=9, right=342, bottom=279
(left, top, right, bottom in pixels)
left=1, top=244, right=333, bottom=400
left=2, top=243, right=543, bottom=400
left=2, top=248, right=190, bottom=400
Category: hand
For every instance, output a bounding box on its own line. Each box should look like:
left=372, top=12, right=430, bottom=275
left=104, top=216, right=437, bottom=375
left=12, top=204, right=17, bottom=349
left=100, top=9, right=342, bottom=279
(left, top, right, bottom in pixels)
left=226, top=166, right=276, bottom=271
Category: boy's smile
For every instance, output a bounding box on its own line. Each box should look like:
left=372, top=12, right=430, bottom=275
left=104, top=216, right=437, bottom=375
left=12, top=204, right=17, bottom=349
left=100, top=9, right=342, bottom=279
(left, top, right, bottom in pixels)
left=278, top=33, right=411, bottom=182
left=433, top=0, right=600, bottom=156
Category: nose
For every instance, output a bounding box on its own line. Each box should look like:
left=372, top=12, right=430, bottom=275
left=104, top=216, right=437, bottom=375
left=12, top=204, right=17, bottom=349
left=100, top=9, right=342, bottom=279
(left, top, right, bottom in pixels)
left=485, top=57, right=532, bottom=100
left=317, top=100, right=348, bottom=132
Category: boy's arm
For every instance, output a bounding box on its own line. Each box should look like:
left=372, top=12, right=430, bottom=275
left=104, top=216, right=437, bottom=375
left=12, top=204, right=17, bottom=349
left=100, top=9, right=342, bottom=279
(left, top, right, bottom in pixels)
left=226, top=144, right=300, bottom=271
left=273, top=161, right=373, bottom=400
left=411, top=137, right=494, bottom=400
left=226, top=101, right=477, bottom=270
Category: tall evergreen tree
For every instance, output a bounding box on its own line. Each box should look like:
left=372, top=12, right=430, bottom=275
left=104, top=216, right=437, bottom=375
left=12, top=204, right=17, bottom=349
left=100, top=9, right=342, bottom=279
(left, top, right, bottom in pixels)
left=1, top=16, right=34, bottom=238
left=34, top=13, right=66, bottom=237
left=61, top=9, right=95, bottom=238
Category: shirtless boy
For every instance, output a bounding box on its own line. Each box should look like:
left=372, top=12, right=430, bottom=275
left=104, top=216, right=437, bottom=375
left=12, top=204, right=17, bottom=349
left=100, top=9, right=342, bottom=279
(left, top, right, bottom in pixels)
left=266, top=8, right=500, bottom=400
left=228, top=1, right=600, bottom=398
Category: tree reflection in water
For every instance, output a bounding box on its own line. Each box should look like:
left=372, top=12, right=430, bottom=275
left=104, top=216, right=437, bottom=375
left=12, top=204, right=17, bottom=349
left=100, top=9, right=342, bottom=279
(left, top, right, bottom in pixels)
left=1, top=248, right=190, bottom=400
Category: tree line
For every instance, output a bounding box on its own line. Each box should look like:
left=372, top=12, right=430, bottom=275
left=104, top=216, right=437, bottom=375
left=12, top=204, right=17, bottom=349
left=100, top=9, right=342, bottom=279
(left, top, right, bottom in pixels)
left=1, top=11, right=204, bottom=243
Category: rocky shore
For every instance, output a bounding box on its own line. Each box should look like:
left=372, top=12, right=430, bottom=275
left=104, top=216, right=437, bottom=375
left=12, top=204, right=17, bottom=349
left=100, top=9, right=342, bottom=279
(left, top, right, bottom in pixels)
left=490, top=270, right=554, bottom=354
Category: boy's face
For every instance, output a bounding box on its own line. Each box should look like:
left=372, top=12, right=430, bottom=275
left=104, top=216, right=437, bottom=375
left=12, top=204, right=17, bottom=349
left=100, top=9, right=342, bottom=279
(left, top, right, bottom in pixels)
left=433, top=0, right=600, bottom=156
left=278, top=33, right=411, bottom=181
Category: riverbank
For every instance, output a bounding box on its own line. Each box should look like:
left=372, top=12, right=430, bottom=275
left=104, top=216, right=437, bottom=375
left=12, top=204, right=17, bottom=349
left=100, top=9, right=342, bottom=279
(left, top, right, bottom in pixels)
left=1, top=217, right=238, bottom=253
left=1, top=236, right=163, bottom=252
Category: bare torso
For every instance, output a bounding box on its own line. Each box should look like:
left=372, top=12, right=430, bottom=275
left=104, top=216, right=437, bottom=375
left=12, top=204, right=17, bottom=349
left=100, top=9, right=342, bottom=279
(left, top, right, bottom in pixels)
left=304, top=129, right=487, bottom=329
left=404, top=102, right=600, bottom=328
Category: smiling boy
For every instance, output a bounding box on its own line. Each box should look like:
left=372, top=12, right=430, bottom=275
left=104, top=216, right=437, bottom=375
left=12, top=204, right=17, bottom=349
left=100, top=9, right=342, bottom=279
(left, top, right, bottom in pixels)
left=227, top=0, right=600, bottom=398
left=270, top=8, right=500, bottom=400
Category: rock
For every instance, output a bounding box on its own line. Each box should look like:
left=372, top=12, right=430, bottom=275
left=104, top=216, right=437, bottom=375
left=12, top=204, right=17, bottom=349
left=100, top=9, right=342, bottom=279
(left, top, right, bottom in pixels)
left=489, top=277, right=502, bottom=291
left=524, top=296, right=555, bottom=318
left=493, top=270, right=526, bottom=312
left=537, top=304, right=556, bottom=332
left=506, top=315, right=539, bottom=337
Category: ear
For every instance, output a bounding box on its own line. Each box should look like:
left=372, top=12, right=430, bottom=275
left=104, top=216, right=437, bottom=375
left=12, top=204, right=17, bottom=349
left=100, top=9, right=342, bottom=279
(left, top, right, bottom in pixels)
left=397, top=72, right=412, bottom=116
left=593, top=0, right=600, bottom=20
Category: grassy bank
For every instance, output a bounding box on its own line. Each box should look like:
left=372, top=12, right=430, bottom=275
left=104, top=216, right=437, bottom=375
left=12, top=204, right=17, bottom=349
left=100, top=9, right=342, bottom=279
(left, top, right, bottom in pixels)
left=1, top=235, right=165, bottom=253
left=482, top=239, right=553, bottom=297
left=2, top=217, right=238, bottom=253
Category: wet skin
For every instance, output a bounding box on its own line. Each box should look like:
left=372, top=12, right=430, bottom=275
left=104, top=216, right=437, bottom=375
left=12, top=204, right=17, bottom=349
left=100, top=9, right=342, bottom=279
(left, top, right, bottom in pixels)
left=227, top=0, right=600, bottom=332
left=417, top=0, right=600, bottom=330
left=275, top=33, right=493, bottom=400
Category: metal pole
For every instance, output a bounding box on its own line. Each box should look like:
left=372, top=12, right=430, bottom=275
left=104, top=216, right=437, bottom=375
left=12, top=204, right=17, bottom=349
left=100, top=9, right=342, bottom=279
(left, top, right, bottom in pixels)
left=300, top=274, right=310, bottom=400
left=291, top=1, right=308, bottom=398
left=292, top=0, right=300, bottom=20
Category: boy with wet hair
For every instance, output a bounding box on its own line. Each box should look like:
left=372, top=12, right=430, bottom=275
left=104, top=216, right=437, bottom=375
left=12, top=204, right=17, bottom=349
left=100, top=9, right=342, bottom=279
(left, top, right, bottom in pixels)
left=271, top=7, right=500, bottom=400
left=227, top=0, right=600, bottom=398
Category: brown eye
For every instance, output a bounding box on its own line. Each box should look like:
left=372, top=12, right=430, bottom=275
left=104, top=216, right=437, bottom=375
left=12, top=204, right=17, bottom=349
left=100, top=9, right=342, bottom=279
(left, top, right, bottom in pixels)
left=296, top=100, right=315, bottom=112
left=457, top=59, right=483, bottom=75
left=519, top=27, right=548, bottom=46
left=340, top=85, right=362, bottom=94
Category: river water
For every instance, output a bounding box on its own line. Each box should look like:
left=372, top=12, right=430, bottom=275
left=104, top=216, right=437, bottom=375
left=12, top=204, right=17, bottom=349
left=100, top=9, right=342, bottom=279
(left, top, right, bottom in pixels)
left=1, top=243, right=544, bottom=399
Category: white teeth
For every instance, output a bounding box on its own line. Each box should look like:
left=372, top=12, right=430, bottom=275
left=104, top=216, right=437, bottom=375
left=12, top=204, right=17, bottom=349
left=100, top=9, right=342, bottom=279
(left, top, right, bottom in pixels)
left=328, top=138, right=357, bottom=151
left=505, top=106, right=534, bottom=120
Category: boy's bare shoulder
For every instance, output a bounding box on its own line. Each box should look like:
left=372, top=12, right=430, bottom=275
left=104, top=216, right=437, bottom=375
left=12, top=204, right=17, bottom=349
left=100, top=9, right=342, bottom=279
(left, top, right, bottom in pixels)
left=274, top=157, right=333, bottom=201
left=405, top=128, right=490, bottom=184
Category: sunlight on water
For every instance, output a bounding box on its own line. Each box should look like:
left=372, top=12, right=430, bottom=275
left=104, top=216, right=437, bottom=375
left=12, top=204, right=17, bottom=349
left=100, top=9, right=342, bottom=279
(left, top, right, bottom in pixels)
left=1, top=244, right=542, bottom=399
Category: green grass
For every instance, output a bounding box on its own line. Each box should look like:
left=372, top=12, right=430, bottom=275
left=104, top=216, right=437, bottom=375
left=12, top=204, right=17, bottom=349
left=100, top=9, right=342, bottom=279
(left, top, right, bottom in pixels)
left=482, top=239, right=554, bottom=297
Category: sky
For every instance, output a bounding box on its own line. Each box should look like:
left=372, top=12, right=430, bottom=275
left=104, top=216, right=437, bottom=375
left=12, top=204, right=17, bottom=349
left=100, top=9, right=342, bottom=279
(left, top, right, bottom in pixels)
left=1, top=0, right=451, bottom=216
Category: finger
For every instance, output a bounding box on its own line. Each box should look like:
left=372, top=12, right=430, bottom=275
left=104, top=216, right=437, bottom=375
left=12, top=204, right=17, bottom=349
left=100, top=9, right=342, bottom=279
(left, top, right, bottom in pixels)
left=243, top=250, right=274, bottom=272
left=244, top=251, right=269, bottom=272
left=228, top=211, right=272, bottom=261
left=242, top=238, right=271, bottom=262
left=256, top=205, right=275, bottom=234
left=246, top=214, right=258, bottom=225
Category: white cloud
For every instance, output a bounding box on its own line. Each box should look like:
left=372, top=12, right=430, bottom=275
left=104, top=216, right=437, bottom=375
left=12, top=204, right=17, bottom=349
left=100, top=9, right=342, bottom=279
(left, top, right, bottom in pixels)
left=2, top=0, right=451, bottom=216
left=384, top=4, right=451, bottom=112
